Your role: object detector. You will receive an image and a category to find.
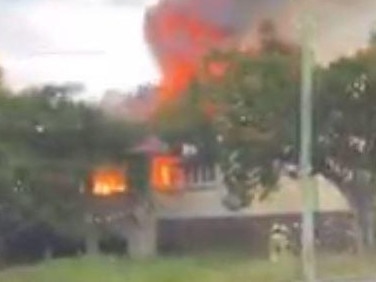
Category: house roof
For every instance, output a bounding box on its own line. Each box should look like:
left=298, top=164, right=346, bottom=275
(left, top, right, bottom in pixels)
left=130, top=136, right=169, bottom=155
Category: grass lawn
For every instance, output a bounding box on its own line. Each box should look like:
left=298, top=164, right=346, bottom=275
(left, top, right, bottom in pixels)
left=0, top=254, right=375, bottom=282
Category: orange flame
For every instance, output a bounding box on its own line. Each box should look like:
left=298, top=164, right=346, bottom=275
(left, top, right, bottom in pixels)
left=151, top=155, right=183, bottom=193
left=145, top=0, right=234, bottom=104
left=91, top=167, right=128, bottom=197
left=145, top=0, right=297, bottom=118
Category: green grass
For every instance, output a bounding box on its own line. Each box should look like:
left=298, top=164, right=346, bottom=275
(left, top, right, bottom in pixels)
left=0, top=254, right=375, bottom=282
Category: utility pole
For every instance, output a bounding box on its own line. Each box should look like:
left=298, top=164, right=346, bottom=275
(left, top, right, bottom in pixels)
left=299, top=0, right=316, bottom=280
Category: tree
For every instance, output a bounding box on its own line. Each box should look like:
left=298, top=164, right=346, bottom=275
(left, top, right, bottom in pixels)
left=182, top=21, right=300, bottom=209
left=314, top=45, right=376, bottom=251
left=0, top=85, right=144, bottom=258
left=0, top=90, right=86, bottom=256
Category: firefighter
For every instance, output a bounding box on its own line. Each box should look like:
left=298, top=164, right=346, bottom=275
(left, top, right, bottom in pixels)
left=269, top=223, right=290, bottom=262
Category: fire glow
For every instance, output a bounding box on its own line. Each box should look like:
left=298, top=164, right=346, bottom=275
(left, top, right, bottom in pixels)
left=91, top=157, right=182, bottom=196
left=92, top=167, right=127, bottom=197
left=151, top=155, right=183, bottom=193
left=144, top=0, right=294, bottom=106
left=145, top=0, right=237, bottom=104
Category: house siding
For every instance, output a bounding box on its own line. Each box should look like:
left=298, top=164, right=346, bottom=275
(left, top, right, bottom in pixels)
left=156, top=174, right=351, bottom=255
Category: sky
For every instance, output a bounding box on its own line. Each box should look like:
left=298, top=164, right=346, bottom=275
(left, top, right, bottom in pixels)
left=1, top=0, right=376, bottom=100
left=0, top=0, right=160, bottom=100
left=312, top=0, right=376, bottom=63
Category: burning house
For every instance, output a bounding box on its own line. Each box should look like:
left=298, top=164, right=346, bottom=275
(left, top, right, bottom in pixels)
left=94, top=0, right=353, bottom=255
left=142, top=0, right=352, bottom=254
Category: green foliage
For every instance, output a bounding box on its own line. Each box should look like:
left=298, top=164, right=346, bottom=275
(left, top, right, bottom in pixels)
left=309, top=44, right=376, bottom=249
left=184, top=47, right=299, bottom=209
left=154, top=21, right=300, bottom=209
left=315, top=47, right=376, bottom=195
left=0, top=84, right=143, bottom=241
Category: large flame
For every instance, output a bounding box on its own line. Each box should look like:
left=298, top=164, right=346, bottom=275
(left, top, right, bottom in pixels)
left=145, top=0, right=237, bottom=104
left=145, top=0, right=295, bottom=105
